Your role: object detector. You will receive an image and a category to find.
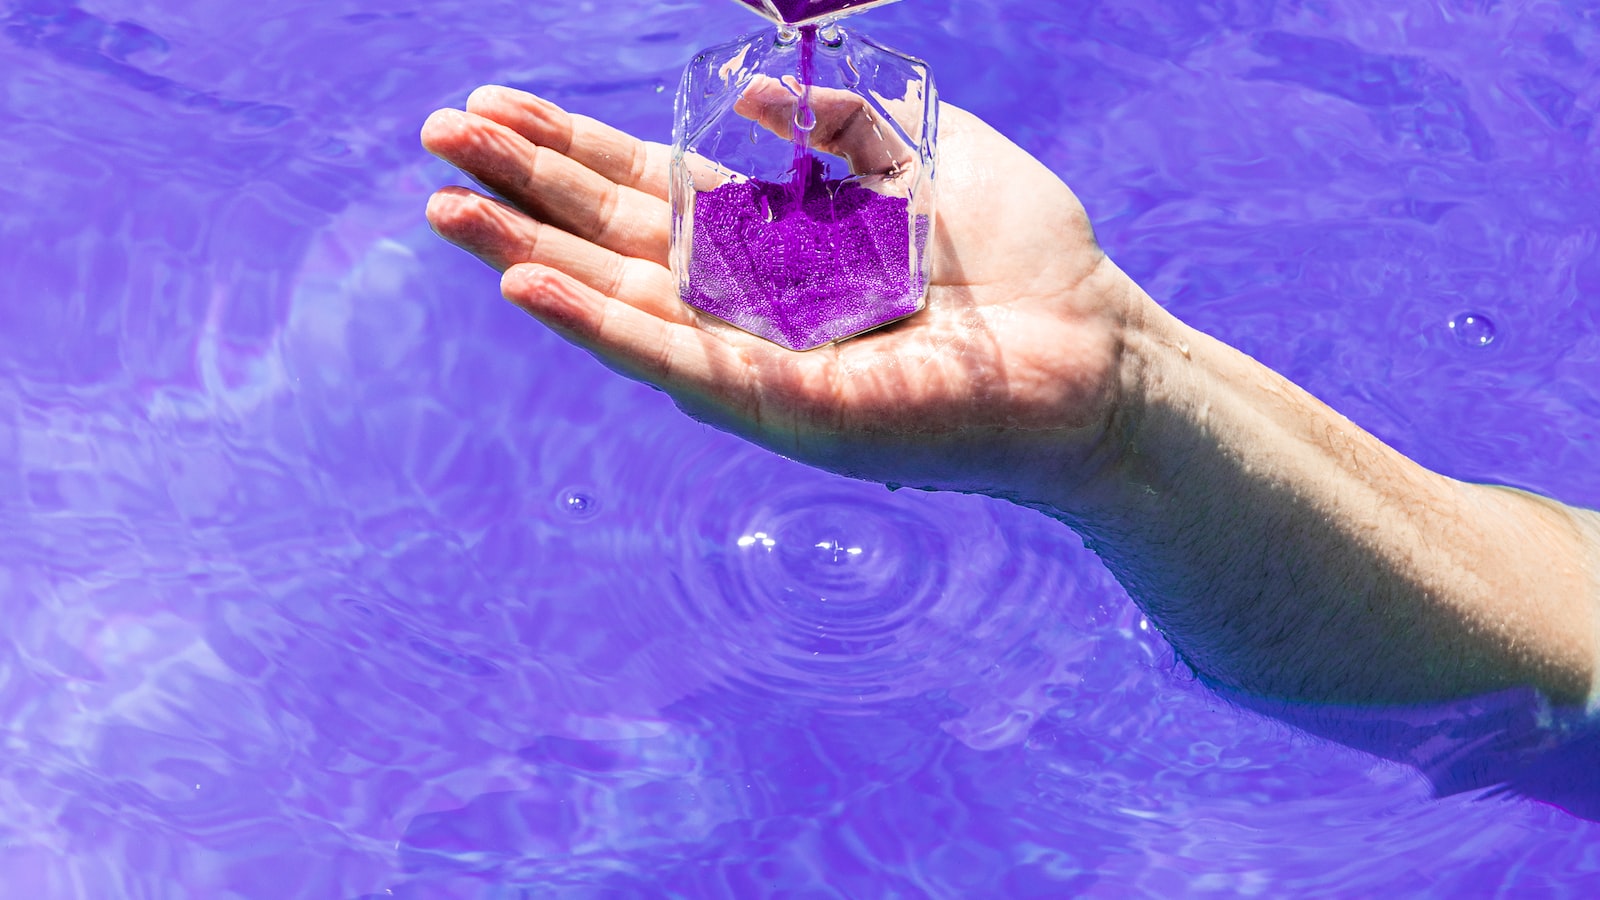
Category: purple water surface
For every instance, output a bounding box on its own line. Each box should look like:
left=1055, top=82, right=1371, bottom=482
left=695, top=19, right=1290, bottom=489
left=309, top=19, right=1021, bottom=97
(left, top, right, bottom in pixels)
left=4, top=0, right=1600, bottom=896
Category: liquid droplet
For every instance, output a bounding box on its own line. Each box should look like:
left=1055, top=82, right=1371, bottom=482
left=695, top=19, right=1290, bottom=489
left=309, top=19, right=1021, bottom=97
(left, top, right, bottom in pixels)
left=1448, top=312, right=1497, bottom=348
left=793, top=105, right=817, bottom=134
left=840, top=56, right=861, bottom=88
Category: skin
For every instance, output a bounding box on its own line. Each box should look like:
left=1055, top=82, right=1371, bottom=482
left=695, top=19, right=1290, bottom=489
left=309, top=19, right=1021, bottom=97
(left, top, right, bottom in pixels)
left=421, top=84, right=1600, bottom=707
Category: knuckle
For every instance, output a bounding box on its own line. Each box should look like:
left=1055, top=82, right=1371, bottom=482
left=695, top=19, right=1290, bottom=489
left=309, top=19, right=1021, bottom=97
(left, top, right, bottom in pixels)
left=604, top=256, right=629, bottom=300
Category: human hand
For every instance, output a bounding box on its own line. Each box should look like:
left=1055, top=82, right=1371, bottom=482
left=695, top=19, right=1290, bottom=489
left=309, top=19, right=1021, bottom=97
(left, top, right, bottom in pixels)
left=421, top=85, right=1142, bottom=500
left=421, top=90, right=1600, bottom=709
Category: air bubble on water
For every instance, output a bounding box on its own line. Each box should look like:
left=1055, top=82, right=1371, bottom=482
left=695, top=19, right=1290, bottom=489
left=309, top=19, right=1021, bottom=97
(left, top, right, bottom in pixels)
left=1448, top=312, right=1497, bottom=348
left=559, top=489, right=599, bottom=518
left=794, top=105, right=817, bottom=134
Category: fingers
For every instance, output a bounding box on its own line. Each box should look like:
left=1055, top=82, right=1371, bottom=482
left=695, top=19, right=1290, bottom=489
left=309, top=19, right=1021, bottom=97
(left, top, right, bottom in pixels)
left=502, top=263, right=753, bottom=409
left=426, top=186, right=691, bottom=325
left=421, top=107, right=669, bottom=265
left=465, top=85, right=671, bottom=201
left=733, top=77, right=915, bottom=177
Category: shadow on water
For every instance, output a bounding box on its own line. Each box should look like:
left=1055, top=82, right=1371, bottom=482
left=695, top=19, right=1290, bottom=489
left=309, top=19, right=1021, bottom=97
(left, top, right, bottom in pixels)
left=1230, top=687, right=1600, bottom=823
left=371, top=678, right=1600, bottom=896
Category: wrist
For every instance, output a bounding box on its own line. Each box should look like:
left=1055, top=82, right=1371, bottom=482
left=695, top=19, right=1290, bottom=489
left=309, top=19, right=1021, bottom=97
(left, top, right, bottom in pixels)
left=1008, top=273, right=1181, bottom=523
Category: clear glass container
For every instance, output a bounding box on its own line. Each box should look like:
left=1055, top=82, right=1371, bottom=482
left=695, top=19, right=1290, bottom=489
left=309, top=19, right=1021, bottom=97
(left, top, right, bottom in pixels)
left=670, top=2, right=937, bottom=351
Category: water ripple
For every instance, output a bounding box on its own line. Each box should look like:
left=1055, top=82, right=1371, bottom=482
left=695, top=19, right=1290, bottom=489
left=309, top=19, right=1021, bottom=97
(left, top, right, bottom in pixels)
left=648, top=443, right=1076, bottom=711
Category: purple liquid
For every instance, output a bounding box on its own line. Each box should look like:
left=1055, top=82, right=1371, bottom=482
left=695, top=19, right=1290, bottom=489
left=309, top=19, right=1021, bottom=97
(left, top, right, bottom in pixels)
left=685, top=26, right=924, bottom=350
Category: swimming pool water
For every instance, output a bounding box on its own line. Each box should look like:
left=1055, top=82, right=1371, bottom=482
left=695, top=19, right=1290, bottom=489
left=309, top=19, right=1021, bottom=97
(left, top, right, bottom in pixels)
left=4, top=0, right=1600, bottom=895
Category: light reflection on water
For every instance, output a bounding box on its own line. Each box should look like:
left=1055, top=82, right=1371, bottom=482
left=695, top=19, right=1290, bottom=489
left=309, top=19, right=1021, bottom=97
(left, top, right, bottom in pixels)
left=2, top=0, right=1600, bottom=895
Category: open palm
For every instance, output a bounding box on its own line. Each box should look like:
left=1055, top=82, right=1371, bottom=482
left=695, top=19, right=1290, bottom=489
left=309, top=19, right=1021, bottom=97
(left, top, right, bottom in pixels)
left=422, top=85, right=1137, bottom=496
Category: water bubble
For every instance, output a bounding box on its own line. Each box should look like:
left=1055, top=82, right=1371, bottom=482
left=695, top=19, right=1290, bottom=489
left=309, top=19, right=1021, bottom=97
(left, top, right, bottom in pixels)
left=793, top=105, right=817, bottom=133
left=558, top=489, right=600, bottom=519
left=1448, top=312, right=1497, bottom=348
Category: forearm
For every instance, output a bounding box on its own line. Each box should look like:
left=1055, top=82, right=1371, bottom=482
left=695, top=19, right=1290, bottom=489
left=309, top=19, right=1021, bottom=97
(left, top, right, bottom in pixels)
left=1033, top=276, right=1600, bottom=706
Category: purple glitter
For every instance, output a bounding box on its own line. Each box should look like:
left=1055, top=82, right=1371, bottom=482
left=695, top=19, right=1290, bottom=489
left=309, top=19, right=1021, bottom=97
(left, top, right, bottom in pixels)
left=684, top=157, right=922, bottom=351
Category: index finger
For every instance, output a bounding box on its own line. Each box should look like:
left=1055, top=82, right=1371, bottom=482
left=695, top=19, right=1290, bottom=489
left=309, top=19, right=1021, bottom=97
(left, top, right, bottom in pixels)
left=466, top=85, right=672, bottom=201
